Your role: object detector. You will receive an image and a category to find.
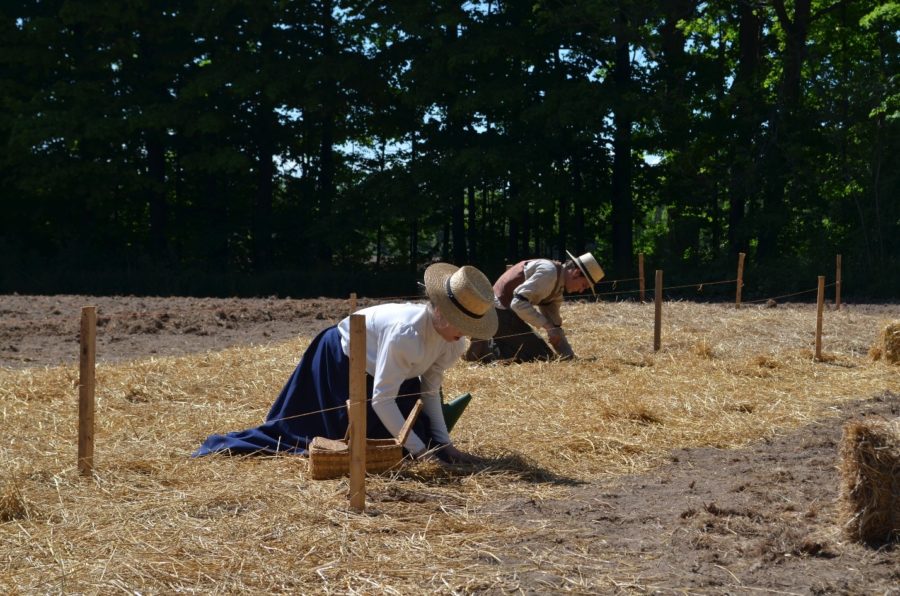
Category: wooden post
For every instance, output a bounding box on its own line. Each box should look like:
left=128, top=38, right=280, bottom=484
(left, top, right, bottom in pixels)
left=735, top=252, right=746, bottom=309
left=815, top=276, right=825, bottom=361
left=654, top=270, right=663, bottom=352
left=835, top=254, right=842, bottom=310
left=78, top=306, right=97, bottom=476
left=638, top=253, right=645, bottom=303
left=348, top=314, right=367, bottom=512
left=349, top=292, right=357, bottom=314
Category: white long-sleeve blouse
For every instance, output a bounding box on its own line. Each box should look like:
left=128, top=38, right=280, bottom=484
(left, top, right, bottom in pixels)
left=337, top=303, right=465, bottom=454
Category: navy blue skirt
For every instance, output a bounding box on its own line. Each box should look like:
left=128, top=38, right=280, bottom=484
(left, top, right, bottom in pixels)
left=193, top=326, right=433, bottom=456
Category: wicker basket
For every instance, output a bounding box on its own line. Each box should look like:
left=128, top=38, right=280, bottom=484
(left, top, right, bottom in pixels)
left=308, top=437, right=404, bottom=480
left=307, top=399, right=423, bottom=481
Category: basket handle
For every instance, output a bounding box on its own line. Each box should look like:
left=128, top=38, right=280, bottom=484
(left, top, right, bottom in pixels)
left=343, top=399, right=354, bottom=441
left=342, top=398, right=424, bottom=445
left=396, top=399, right=424, bottom=446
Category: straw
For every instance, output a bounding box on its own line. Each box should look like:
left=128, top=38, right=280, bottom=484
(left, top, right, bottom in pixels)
left=839, top=418, right=900, bottom=545
left=1, top=301, right=898, bottom=592
left=869, top=321, right=900, bottom=364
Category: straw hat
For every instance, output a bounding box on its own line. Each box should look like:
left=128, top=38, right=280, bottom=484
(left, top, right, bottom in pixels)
left=424, top=263, right=498, bottom=339
left=565, top=250, right=605, bottom=296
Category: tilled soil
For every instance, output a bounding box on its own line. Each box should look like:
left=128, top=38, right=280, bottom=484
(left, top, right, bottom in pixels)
left=2, top=294, right=897, bottom=594
left=493, top=392, right=899, bottom=594
left=0, top=294, right=369, bottom=369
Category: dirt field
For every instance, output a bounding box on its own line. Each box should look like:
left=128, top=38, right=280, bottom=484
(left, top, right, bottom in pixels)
left=1, top=294, right=898, bottom=594
left=0, top=294, right=356, bottom=369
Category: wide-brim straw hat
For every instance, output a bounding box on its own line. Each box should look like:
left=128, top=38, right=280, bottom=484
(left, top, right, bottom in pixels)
left=566, top=250, right=605, bottom=296
left=424, top=263, right=498, bottom=339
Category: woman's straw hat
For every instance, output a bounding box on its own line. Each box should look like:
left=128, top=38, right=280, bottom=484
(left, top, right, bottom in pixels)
left=565, top=250, right=605, bottom=296
left=424, top=263, right=498, bottom=339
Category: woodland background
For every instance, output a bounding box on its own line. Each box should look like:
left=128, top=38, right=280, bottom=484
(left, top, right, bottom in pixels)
left=0, top=1, right=897, bottom=299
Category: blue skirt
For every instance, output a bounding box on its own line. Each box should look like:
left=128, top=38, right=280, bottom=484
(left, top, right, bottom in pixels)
left=193, top=326, right=432, bottom=456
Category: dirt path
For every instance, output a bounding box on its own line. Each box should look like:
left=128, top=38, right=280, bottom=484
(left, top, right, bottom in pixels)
left=2, top=294, right=897, bottom=593
left=492, top=392, right=899, bottom=593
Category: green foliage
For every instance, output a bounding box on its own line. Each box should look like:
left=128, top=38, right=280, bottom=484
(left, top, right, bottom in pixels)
left=860, top=2, right=900, bottom=27
left=0, top=0, right=897, bottom=298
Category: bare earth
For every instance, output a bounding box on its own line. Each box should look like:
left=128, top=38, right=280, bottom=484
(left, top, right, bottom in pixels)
left=1, top=294, right=897, bottom=594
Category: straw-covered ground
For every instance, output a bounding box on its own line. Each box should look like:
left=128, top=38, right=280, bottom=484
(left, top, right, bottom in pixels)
left=1, top=294, right=898, bottom=594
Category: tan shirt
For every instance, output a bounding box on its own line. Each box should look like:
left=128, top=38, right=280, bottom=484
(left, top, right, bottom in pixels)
left=493, top=259, right=564, bottom=330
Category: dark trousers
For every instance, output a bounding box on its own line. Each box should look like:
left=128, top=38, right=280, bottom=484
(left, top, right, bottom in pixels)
left=464, top=308, right=554, bottom=363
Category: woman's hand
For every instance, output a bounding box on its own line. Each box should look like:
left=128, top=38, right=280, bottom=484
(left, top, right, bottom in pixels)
left=410, top=447, right=439, bottom=462
left=437, top=443, right=481, bottom=464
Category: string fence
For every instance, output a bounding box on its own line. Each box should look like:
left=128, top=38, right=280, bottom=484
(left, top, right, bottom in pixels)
left=77, top=270, right=840, bottom=428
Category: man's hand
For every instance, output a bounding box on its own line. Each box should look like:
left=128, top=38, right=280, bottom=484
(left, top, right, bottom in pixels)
left=555, top=336, right=576, bottom=360
left=546, top=325, right=565, bottom=346
left=546, top=326, right=575, bottom=360
left=547, top=326, right=575, bottom=360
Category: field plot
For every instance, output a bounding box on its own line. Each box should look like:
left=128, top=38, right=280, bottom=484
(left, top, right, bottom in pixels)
left=1, top=296, right=898, bottom=594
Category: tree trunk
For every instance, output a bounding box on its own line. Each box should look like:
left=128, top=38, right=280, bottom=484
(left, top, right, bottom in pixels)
left=557, top=190, right=568, bottom=260
left=317, top=0, right=336, bottom=265
left=758, top=0, right=811, bottom=261
left=146, top=135, right=168, bottom=261
left=253, top=105, right=275, bottom=273
left=467, top=186, right=477, bottom=262
left=409, top=217, right=418, bottom=272
left=521, top=202, right=531, bottom=257
left=728, top=2, right=761, bottom=257
left=376, top=224, right=383, bottom=267
left=506, top=183, right=519, bottom=264
left=203, top=174, right=229, bottom=270
left=572, top=157, right=585, bottom=254
left=409, top=132, right=419, bottom=272
left=660, top=0, right=699, bottom=262
left=452, top=189, right=466, bottom=263
left=442, top=218, right=451, bottom=262
left=611, top=10, right=634, bottom=277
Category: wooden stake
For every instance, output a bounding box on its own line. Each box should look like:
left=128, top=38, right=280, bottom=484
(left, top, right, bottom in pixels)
left=349, top=292, right=357, bottom=314
left=835, top=254, right=842, bottom=310
left=736, top=252, right=746, bottom=309
left=815, top=276, right=825, bottom=360
left=348, top=314, right=367, bottom=512
left=638, top=253, right=645, bottom=303
left=78, top=306, right=96, bottom=476
left=654, top=270, right=663, bottom=352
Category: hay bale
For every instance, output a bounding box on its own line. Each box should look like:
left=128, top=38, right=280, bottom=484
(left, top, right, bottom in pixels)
left=839, top=418, right=900, bottom=545
left=870, top=321, right=900, bottom=363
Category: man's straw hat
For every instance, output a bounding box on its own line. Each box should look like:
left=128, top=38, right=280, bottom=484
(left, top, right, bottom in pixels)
left=424, top=263, right=498, bottom=339
left=566, top=250, right=605, bottom=296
